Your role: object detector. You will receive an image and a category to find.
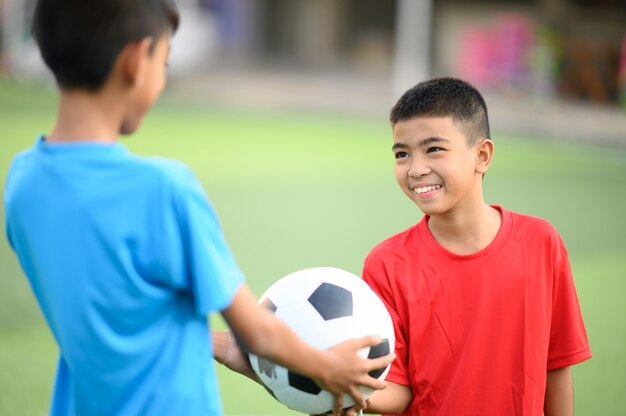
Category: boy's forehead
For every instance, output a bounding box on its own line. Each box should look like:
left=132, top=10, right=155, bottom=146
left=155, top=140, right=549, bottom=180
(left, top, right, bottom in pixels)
left=392, top=116, right=464, bottom=141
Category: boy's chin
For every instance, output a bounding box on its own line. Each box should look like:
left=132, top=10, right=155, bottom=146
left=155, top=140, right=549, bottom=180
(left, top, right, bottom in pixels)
left=413, top=201, right=445, bottom=217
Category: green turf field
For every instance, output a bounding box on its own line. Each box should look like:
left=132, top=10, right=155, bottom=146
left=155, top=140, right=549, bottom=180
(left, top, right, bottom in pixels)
left=1, top=81, right=625, bottom=415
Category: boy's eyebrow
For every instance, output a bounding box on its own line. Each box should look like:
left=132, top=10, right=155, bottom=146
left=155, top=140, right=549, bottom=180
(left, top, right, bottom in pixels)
left=392, top=136, right=450, bottom=151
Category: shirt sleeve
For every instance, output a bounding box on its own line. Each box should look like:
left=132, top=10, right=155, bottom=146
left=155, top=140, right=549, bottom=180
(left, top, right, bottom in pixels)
left=362, top=251, right=411, bottom=387
left=157, top=166, right=244, bottom=316
left=546, top=234, right=592, bottom=370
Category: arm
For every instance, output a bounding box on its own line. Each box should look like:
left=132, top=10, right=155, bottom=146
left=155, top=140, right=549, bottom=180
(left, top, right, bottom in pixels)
left=327, top=382, right=412, bottom=416
left=220, top=284, right=395, bottom=413
left=544, top=366, right=573, bottom=416
left=363, top=381, right=412, bottom=414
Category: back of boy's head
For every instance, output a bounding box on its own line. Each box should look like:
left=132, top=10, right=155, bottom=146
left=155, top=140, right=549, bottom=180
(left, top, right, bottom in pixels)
left=33, top=0, right=179, bottom=91
left=390, top=77, right=491, bottom=144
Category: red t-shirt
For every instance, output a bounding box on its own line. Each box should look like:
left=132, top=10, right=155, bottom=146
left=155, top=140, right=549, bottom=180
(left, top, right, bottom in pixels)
left=363, top=206, right=591, bottom=416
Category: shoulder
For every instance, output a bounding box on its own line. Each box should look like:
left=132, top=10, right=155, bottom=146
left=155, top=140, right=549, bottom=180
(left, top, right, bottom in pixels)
left=5, top=145, right=41, bottom=203
left=6, top=145, right=38, bottom=180
left=128, top=155, right=205, bottom=197
left=8, top=147, right=33, bottom=167
left=365, top=224, right=419, bottom=266
left=113, top=154, right=212, bottom=222
left=131, top=155, right=196, bottom=184
left=5, top=151, right=26, bottom=215
left=505, top=209, right=566, bottom=256
left=508, top=210, right=561, bottom=240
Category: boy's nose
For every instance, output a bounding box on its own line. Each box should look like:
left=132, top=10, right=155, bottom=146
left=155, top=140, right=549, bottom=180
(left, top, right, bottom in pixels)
left=408, top=160, right=430, bottom=178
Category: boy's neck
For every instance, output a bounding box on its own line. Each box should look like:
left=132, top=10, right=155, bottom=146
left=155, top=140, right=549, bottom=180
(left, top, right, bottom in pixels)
left=427, top=203, right=502, bottom=255
left=47, top=88, right=124, bottom=144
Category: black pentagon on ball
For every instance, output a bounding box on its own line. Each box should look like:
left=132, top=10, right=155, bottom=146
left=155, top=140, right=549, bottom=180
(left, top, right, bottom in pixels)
left=367, top=338, right=390, bottom=379
left=307, top=282, right=353, bottom=320
left=288, top=371, right=322, bottom=395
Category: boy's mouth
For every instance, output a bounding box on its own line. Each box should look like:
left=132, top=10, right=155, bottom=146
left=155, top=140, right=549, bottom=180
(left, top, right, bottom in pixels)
left=413, top=184, right=442, bottom=194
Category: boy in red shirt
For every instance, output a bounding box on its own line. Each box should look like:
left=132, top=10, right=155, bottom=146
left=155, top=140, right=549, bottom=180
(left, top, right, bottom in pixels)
left=356, top=77, right=591, bottom=415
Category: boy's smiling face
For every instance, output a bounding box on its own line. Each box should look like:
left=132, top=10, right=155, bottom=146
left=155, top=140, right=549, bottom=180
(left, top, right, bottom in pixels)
left=392, top=115, right=490, bottom=218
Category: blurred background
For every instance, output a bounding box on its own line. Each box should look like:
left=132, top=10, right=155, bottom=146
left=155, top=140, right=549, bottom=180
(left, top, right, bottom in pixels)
left=3, top=0, right=626, bottom=142
left=1, top=0, right=625, bottom=415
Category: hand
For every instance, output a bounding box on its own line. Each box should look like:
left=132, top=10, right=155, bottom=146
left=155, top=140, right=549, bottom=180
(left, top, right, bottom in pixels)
left=344, top=400, right=369, bottom=416
left=309, top=399, right=369, bottom=416
left=314, top=336, right=394, bottom=415
left=223, top=331, right=259, bottom=381
left=213, top=330, right=257, bottom=381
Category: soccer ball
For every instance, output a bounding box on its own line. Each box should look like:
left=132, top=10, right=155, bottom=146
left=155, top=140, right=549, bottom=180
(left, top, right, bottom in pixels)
left=248, top=267, right=395, bottom=415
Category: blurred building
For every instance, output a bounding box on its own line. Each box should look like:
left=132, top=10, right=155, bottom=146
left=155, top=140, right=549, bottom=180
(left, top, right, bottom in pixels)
left=203, top=0, right=625, bottom=108
left=2, top=0, right=625, bottom=143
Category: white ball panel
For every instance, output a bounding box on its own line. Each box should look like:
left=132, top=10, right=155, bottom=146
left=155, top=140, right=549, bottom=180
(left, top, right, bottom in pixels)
left=248, top=267, right=395, bottom=414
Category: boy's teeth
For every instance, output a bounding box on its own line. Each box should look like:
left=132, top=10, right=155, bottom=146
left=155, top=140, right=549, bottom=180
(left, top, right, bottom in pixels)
left=415, top=185, right=442, bottom=194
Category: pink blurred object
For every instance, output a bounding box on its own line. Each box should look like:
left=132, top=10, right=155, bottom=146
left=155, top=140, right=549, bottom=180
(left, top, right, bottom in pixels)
left=619, top=35, right=626, bottom=77
left=458, top=27, right=499, bottom=87
left=618, top=34, right=626, bottom=110
left=457, top=14, right=534, bottom=90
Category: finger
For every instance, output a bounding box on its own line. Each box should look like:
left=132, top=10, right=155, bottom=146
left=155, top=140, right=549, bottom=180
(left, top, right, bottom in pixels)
left=332, top=393, right=344, bottom=416
left=350, top=396, right=370, bottom=415
left=363, top=398, right=371, bottom=409
left=345, top=407, right=360, bottom=416
left=358, top=375, right=388, bottom=390
left=347, top=387, right=365, bottom=412
left=351, top=335, right=383, bottom=349
left=367, top=352, right=396, bottom=370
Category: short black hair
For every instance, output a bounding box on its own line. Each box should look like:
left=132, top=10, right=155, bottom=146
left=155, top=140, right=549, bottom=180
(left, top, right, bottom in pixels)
left=33, top=0, right=179, bottom=91
left=390, top=77, right=491, bottom=144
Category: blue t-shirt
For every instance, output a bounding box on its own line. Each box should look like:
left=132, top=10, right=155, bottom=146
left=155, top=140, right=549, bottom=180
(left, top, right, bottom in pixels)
left=4, top=137, right=244, bottom=415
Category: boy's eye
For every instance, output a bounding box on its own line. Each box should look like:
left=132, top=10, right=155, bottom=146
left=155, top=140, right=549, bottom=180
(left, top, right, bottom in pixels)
left=394, top=151, right=409, bottom=159
left=426, top=147, right=443, bottom=154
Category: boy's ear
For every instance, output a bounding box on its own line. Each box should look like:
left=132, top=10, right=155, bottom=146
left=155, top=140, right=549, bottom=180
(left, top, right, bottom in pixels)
left=120, top=37, right=154, bottom=85
left=475, top=138, right=494, bottom=175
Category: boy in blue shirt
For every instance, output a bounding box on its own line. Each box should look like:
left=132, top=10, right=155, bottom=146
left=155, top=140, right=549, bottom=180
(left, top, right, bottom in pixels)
left=3, top=1, right=393, bottom=415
